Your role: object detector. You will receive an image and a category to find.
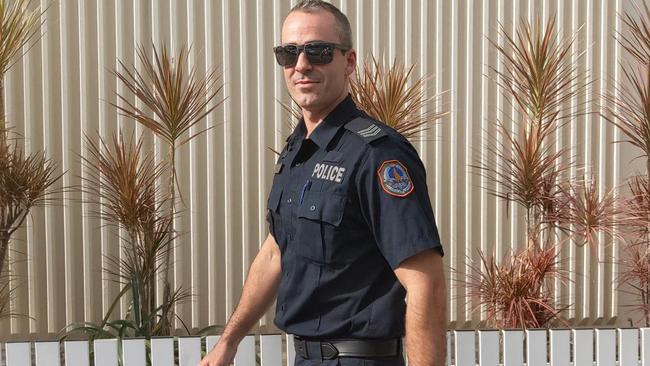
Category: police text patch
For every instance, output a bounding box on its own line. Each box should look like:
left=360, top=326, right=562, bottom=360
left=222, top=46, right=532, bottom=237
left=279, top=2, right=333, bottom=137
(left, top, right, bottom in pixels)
left=312, top=163, right=346, bottom=183
left=378, top=160, right=414, bottom=197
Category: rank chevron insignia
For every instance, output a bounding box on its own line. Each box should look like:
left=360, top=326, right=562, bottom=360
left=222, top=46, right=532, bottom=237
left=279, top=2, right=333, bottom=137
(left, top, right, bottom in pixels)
left=357, top=124, right=382, bottom=137
left=345, top=118, right=388, bottom=143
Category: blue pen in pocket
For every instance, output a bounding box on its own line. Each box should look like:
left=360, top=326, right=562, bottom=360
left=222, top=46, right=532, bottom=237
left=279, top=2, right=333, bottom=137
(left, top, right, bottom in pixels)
left=299, top=180, right=312, bottom=204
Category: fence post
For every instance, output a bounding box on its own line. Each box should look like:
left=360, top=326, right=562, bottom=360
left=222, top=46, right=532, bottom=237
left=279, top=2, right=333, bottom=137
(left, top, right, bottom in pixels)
left=63, top=341, right=89, bottom=366
left=572, top=329, right=594, bottom=366
left=5, top=342, right=31, bottom=366
left=179, top=337, right=202, bottom=366
left=549, top=329, right=570, bottom=366
left=122, top=338, right=146, bottom=366
left=286, top=334, right=295, bottom=366
left=93, top=339, right=118, bottom=366
left=35, top=341, right=60, bottom=366
left=526, top=329, right=547, bottom=366
left=641, top=328, right=650, bottom=366
left=454, top=330, right=475, bottom=366
left=150, top=337, right=174, bottom=366
left=596, top=329, right=616, bottom=366
left=234, top=335, right=255, bottom=366
left=502, top=330, right=524, bottom=366
left=260, top=335, right=282, bottom=366
left=619, top=328, right=639, bottom=366
left=478, top=330, right=499, bottom=366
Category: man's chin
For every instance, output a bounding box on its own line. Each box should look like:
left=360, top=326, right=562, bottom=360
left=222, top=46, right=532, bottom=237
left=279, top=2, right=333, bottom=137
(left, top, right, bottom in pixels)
left=292, top=95, right=321, bottom=111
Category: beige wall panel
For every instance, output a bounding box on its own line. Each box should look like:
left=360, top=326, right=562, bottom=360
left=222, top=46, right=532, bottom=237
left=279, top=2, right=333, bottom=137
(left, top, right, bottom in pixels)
left=0, top=0, right=638, bottom=339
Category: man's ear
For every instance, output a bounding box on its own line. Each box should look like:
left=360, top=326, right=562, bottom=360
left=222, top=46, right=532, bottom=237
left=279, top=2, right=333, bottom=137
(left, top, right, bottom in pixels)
left=345, top=49, right=357, bottom=77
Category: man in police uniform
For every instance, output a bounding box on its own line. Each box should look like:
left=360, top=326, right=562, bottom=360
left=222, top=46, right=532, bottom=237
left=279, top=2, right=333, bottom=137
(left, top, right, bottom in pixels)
left=199, top=1, right=446, bottom=365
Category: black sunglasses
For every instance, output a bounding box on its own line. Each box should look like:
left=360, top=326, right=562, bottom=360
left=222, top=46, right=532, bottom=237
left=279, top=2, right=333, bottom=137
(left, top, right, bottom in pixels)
left=273, top=42, right=348, bottom=67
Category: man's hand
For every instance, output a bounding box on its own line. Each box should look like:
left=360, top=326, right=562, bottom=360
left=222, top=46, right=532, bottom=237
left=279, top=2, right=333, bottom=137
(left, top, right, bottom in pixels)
left=198, top=234, right=282, bottom=366
left=394, top=249, right=447, bottom=366
left=198, top=339, right=237, bottom=366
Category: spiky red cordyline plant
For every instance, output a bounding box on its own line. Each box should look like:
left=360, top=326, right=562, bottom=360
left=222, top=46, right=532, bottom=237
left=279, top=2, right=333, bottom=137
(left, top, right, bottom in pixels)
left=464, top=246, right=570, bottom=329
left=0, top=0, right=44, bottom=142
left=479, top=119, right=570, bottom=245
left=618, top=176, right=650, bottom=327
left=475, top=15, right=588, bottom=246
left=619, top=243, right=650, bottom=326
left=0, top=131, right=61, bottom=275
left=350, top=56, right=447, bottom=139
left=547, top=176, right=621, bottom=248
left=78, top=131, right=189, bottom=337
left=0, top=270, right=20, bottom=320
left=0, top=0, right=54, bottom=282
left=602, top=2, right=650, bottom=326
left=0, top=0, right=58, bottom=326
left=0, top=273, right=9, bottom=319
left=624, top=175, right=650, bottom=237
left=113, top=43, right=224, bottom=333
left=603, top=2, right=650, bottom=237
left=464, top=15, right=605, bottom=329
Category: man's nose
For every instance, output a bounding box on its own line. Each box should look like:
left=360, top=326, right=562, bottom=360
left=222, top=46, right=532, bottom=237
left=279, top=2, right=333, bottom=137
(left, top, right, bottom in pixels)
left=294, top=51, right=312, bottom=73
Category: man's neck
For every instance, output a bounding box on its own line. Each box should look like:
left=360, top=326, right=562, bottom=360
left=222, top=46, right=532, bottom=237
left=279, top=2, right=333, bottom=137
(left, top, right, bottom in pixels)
left=302, top=111, right=327, bottom=138
left=302, top=93, right=348, bottom=138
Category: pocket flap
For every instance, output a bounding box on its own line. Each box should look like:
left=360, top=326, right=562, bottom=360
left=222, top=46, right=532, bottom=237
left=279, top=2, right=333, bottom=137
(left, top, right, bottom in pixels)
left=297, top=192, right=346, bottom=226
left=322, top=150, right=343, bottom=163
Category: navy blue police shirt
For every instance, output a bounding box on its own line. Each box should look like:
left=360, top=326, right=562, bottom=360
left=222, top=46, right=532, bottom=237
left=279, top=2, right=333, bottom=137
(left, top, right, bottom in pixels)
left=267, top=95, right=443, bottom=339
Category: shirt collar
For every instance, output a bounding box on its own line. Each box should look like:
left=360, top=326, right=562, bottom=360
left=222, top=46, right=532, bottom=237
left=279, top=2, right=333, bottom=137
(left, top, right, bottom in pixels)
left=289, top=94, right=360, bottom=150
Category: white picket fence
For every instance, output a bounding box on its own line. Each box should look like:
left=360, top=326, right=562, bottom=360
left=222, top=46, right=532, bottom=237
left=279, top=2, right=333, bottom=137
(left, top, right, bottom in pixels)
left=3, top=328, right=650, bottom=366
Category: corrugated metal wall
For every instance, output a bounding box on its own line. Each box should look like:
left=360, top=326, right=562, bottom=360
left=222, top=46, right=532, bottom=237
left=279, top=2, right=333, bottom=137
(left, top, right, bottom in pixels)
left=0, top=0, right=638, bottom=339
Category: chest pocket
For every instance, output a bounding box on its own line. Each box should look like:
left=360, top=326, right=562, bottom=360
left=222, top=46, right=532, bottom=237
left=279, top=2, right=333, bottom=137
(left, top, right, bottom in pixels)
left=294, top=191, right=346, bottom=263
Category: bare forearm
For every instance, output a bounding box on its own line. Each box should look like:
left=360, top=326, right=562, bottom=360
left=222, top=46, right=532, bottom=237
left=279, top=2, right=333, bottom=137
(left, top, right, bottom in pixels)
left=404, top=281, right=447, bottom=366
left=394, top=250, right=447, bottom=366
left=220, top=235, right=282, bottom=346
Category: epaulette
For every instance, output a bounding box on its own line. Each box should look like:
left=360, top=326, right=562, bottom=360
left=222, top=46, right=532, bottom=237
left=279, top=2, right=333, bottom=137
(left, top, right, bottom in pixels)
left=344, top=117, right=388, bottom=144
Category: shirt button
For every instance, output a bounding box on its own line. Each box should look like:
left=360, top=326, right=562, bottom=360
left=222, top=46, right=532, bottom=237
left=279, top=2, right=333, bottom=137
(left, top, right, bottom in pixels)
left=309, top=205, right=316, bottom=211
left=287, top=198, right=292, bottom=204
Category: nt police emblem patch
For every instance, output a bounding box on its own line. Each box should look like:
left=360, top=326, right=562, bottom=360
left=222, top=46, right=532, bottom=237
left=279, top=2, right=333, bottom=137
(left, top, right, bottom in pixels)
left=378, top=160, right=414, bottom=197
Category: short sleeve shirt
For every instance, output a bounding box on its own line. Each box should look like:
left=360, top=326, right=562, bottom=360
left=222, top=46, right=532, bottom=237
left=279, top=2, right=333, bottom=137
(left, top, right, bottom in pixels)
left=267, top=95, right=443, bottom=339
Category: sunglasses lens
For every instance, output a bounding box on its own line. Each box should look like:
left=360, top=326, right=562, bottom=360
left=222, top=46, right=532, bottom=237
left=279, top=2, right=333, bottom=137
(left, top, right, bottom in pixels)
left=275, top=45, right=299, bottom=66
left=304, top=44, right=333, bottom=64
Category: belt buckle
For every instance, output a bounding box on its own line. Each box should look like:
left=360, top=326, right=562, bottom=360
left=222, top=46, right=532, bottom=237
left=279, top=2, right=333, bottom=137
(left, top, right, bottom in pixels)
left=320, top=342, right=339, bottom=360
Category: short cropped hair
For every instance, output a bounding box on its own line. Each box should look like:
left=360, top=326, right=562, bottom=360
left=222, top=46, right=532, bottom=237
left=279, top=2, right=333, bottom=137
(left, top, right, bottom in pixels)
left=289, top=0, right=353, bottom=50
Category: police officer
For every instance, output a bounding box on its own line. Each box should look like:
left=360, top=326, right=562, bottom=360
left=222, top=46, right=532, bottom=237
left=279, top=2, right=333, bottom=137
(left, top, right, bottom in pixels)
left=199, top=1, right=446, bottom=365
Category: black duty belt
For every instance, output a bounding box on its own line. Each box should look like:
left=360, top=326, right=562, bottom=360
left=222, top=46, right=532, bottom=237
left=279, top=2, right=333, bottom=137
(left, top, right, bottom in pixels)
left=293, top=336, right=401, bottom=360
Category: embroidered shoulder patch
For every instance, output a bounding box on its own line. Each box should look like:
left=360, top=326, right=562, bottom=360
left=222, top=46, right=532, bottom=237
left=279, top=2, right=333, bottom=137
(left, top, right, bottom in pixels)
left=377, top=160, right=414, bottom=197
